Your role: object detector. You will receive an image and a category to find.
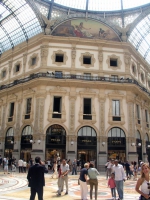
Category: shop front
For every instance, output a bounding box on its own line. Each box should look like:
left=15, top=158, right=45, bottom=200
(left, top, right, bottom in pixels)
left=45, top=124, right=66, bottom=162
left=5, top=128, right=14, bottom=158
left=108, top=127, right=126, bottom=161
left=77, top=126, right=97, bottom=167
left=20, top=125, right=33, bottom=162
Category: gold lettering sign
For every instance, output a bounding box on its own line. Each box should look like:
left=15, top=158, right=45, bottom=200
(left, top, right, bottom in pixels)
left=82, top=140, right=91, bottom=142
left=51, top=139, right=60, bottom=142
left=112, top=141, right=121, bottom=144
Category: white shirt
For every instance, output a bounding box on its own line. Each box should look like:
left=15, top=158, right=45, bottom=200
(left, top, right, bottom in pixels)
left=61, top=163, right=69, bottom=173
left=112, top=164, right=126, bottom=181
left=18, top=159, right=23, bottom=166
left=107, top=162, right=113, bottom=169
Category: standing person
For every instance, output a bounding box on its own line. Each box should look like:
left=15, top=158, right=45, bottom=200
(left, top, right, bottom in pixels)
left=72, top=159, right=77, bottom=175
left=135, top=163, right=150, bottom=200
left=124, top=161, right=131, bottom=180
left=77, top=159, right=81, bottom=172
left=11, top=162, right=16, bottom=176
left=108, top=173, right=116, bottom=200
left=133, top=161, right=138, bottom=181
left=112, top=159, right=126, bottom=200
left=23, top=160, right=27, bottom=173
left=18, top=158, right=23, bottom=173
left=106, top=160, right=113, bottom=179
left=47, top=159, right=51, bottom=170
left=27, top=156, right=48, bottom=200
left=57, top=159, right=69, bottom=196
left=51, top=161, right=58, bottom=178
left=88, top=163, right=99, bottom=200
left=29, top=158, right=33, bottom=167
left=0, top=155, right=2, bottom=166
left=3, top=157, right=9, bottom=174
left=79, top=163, right=89, bottom=200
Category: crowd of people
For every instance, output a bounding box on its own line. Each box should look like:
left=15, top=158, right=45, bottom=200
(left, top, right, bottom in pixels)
left=0, top=155, right=150, bottom=200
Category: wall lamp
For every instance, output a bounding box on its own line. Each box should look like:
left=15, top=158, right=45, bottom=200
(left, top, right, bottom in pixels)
left=37, top=139, right=41, bottom=144
left=102, top=142, right=105, bottom=146
left=71, top=141, right=74, bottom=145
left=30, top=140, right=41, bottom=144
left=147, top=145, right=150, bottom=148
left=131, top=142, right=141, bottom=146
left=11, top=141, right=16, bottom=144
left=30, top=140, right=35, bottom=144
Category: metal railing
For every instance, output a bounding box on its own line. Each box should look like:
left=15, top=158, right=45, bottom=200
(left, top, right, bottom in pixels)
left=0, top=72, right=150, bottom=96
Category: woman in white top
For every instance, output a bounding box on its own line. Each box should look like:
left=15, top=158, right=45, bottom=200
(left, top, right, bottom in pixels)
left=135, top=163, right=150, bottom=200
left=51, top=161, right=58, bottom=178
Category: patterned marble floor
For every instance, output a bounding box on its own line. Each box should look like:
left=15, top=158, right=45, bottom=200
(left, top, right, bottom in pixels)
left=0, top=169, right=140, bottom=200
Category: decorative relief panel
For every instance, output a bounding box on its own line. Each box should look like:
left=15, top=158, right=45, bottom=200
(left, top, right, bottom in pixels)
left=16, top=101, right=22, bottom=135
left=79, top=52, right=95, bottom=68
left=69, top=95, right=76, bottom=134
left=40, top=46, right=48, bottom=68
left=1, top=106, right=6, bottom=137
left=99, top=91, right=106, bottom=136
left=71, top=45, right=76, bottom=70
left=124, top=53, right=131, bottom=75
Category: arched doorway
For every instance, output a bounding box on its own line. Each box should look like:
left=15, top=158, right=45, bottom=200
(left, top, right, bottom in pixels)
left=20, top=125, right=33, bottom=162
left=145, top=133, right=150, bottom=163
left=108, top=127, right=126, bottom=161
left=77, top=126, right=97, bottom=166
left=5, top=128, right=14, bottom=158
left=136, top=130, right=142, bottom=161
left=45, top=124, right=66, bottom=161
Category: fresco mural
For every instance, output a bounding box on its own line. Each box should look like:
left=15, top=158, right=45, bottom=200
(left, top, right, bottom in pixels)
left=52, top=18, right=120, bottom=42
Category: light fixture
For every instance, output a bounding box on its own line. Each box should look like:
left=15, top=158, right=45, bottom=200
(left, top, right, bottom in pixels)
left=102, top=142, right=105, bottom=146
left=71, top=141, right=74, bottom=145
left=131, top=142, right=141, bottom=146
left=131, top=143, right=135, bottom=146
left=147, top=145, right=150, bottom=148
left=138, top=143, right=141, bottom=146
left=30, top=140, right=35, bottom=144
left=37, top=139, right=41, bottom=144
left=11, top=141, right=14, bottom=144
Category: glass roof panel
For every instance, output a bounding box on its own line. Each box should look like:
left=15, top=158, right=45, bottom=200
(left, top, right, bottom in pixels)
left=54, top=0, right=87, bottom=10
left=0, top=0, right=42, bottom=53
left=128, top=14, right=150, bottom=64
left=88, top=0, right=121, bottom=11
left=123, top=0, right=150, bottom=9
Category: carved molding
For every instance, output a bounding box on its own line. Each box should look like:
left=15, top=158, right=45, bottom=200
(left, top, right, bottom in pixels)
left=106, top=54, right=122, bottom=70
left=28, top=53, right=39, bottom=69
left=79, top=52, right=95, bottom=68
left=51, top=50, right=68, bottom=66
left=13, top=60, right=22, bottom=75
left=40, top=46, right=48, bottom=68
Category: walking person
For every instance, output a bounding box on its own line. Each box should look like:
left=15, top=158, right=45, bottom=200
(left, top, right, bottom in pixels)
left=88, top=163, right=99, bottom=200
left=106, top=159, right=113, bottom=179
left=11, top=162, right=16, bottom=176
left=51, top=161, right=58, bottom=178
left=112, top=159, right=126, bottom=200
left=57, top=159, right=69, bottom=196
left=27, top=156, right=48, bottom=200
left=133, top=161, right=138, bottom=181
left=3, top=157, right=9, bottom=174
left=79, top=163, right=89, bottom=200
left=108, top=173, right=116, bottom=200
left=135, top=163, right=150, bottom=200
left=124, top=161, right=131, bottom=180
left=72, top=159, right=77, bottom=175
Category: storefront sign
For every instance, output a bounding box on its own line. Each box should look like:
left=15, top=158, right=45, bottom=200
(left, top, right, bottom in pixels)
left=82, top=140, right=91, bottom=142
left=51, top=139, right=60, bottom=142
left=112, top=141, right=121, bottom=144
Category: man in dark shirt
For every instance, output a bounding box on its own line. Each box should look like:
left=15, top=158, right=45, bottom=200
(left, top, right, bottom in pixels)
left=124, top=161, right=131, bottom=180
left=79, top=163, right=89, bottom=200
left=27, top=157, right=48, bottom=200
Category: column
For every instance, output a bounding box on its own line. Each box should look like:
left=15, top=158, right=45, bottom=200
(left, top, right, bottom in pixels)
left=126, top=93, right=138, bottom=162
left=67, top=88, right=77, bottom=160
left=98, top=48, right=103, bottom=76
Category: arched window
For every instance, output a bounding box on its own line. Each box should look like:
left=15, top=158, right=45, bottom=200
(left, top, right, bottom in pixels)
left=22, top=125, right=33, bottom=136
left=6, top=127, right=14, bottom=137
left=136, top=130, right=141, bottom=139
left=5, top=128, right=14, bottom=144
left=108, top=127, right=125, bottom=138
left=78, top=126, right=96, bottom=137
left=145, top=133, right=149, bottom=142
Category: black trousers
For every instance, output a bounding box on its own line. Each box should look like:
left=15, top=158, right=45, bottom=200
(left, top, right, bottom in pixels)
left=30, top=187, right=43, bottom=200
left=19, top=166, right=23, bottom=173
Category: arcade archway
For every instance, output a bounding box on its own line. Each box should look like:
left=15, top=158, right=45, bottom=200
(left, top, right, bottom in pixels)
left=107, top=127, right=126, bottom=161
left=77, top=126, right=97, bottom=167
left=5, top=128, right=14, bottom=158
left=45, top=124, right=66, bottom=161
left=20, top=125, right=33, bottom=162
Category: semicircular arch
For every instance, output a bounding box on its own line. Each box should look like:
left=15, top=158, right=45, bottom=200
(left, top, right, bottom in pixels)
left=44, top=123, right=69, bottom=136
left=75, top=124, right=99, bottom=136
left=105, top=125, right=127, bottom=138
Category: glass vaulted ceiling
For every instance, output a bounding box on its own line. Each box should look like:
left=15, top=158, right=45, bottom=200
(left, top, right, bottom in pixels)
left=0, top=0, right=42, bottom=53
left=52, top=0, right=150, bottom=11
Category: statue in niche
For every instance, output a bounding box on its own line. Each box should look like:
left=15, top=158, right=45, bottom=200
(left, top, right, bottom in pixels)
left=41, top=14, right=56, bottom=34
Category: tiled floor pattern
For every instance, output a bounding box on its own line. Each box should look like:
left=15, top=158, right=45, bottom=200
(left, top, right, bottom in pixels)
left=0, top=171, right=140, bottom=200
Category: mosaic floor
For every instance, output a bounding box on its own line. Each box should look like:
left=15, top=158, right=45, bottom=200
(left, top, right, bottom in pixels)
left=0, top=169, right=140, bottom=200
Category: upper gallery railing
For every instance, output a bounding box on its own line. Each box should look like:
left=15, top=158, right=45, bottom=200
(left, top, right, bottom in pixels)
left=0, top=72, right=149, bottom=96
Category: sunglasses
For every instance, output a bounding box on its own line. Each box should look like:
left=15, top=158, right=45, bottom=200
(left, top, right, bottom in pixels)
left=147, top=183, right=150, bottom=189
